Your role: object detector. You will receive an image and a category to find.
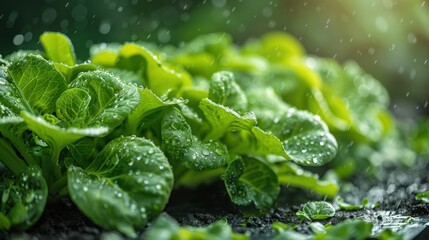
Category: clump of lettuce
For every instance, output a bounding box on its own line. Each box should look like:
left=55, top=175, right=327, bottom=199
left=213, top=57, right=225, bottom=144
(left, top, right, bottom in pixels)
left=0, top=30, right=408, bottom=237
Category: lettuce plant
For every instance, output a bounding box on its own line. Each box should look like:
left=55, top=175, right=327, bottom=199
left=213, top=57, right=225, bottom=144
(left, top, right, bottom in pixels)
left=0, top=31, right=398, bottom=237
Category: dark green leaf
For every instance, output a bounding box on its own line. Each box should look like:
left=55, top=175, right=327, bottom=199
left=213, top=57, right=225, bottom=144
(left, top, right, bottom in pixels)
left=68, top=136, right=174, bottom=237
left=161, top=108, right=228, bottom=171
left=0, top=166, right=48, bottom=231
left=224, top=157, right=279, bottom=209
left=126, top=88, right=186, bottom=134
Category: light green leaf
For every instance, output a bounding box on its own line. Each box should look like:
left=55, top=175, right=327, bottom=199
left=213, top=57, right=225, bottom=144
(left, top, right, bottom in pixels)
left=7, top=54, right=67, bottom=115
left=144, top=214, right=248, bottom=240
left=126, top=88, right=186, bottom=134
left=208, top=71, right=248, bottom=112
left=0, top=166, right=48, bottom=231
left=309, top=222, right=326, bottom=235
left=296, top=201, right=335, bottom=221
left=243, top=31, right=305, bottom=65
left=416, top=190, right=429, bottom=203
left=224, top=157, right=279, bottom=209
left=274, top=162, right=338, bottom=198
left=318, top=220, right=372, bottom=240
left=91, top=43, right=192, bottom=95
left=21, top=111, right=108, bottom=151
left=161, top=108, right=228, bottom=171
left=68, top=136, right=174, bottom=238
left=199, top=98, right=286, bottom=157
left=53, top=62, right=96, bottom=83
left=336, top=196, right=368, bottom=211
left=68, top=70, right=140, bottom=130
left=40, top=32, right=76, bottom=66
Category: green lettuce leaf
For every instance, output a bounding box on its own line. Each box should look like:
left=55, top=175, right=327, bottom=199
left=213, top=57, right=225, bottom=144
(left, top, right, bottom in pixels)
left=68, top=136, right=174, bottom=237
left=161, top=108, right=228, bottom=171
left=91, top=43, right=192, bottom=95
left=296, top=201, right=335, bottom=221
left=224, top=157, right=279, bottom=209
left=7, top=54, right=67, bottom=115
left=208, top=71, right=248, bottom=113
left=273, top=162, right=338, bottom=198
left=199, top=98, right=286, bottom=157
left=416, top=190, right=429, bottom=203
left=0, top=166, right=47, bottom=231
left=40, top=32, right=76, bottom=66
left=144, top=214, right=248, bottom=240
left=200, top=97, right=337, bottom=166
left=126, top=88, right=186, bottom=134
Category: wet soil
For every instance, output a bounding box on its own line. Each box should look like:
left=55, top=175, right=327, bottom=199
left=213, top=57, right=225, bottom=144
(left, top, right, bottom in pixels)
left=2, top=159, right=429, bottom=240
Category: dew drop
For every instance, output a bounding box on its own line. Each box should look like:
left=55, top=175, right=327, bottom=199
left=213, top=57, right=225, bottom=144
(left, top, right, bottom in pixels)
left=202, top=149, right=210, bottom=156
left=215, top=148, right=223, bottom=156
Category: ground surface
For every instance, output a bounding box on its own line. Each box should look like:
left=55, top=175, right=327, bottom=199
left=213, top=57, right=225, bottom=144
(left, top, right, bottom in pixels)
left=2, top=159, right=429, bottom=240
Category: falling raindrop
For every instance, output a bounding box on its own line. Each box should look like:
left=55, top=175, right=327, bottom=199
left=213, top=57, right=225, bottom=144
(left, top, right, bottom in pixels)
left=13, top=34, right=24, bottom=46
left=99, top=21, right=111, bottom=34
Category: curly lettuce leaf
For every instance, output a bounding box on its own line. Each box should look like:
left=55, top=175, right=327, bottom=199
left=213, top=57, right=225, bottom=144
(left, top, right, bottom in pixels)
left=68, top=136, right=174, bottom=237
left=0, top=166, right=47, bottom=231
left=199, top=98, right=285, bottom=155
left=246, top=88, right=337, bottom=166
left=224, top=157, right=279, bottom=209
left=22, top=69, right=139, bottom=150
left=7, top=54, right=67, bottom=115
left=200, top=98, right=336, bottom=166
left=161, top=107, right=228, bottom=171
left=91, top=43, right=192, bottom=95
left=208, top=71, right=248, bottom=113
left=126, top=88, right=186, bottom=134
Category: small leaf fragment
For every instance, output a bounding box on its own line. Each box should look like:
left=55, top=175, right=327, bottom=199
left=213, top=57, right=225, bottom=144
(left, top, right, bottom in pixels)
left=296, top=201, right=335, bottom=221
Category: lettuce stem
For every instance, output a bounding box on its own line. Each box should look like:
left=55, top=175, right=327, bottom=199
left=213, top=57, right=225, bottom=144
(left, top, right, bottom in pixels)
left=0, top=128, right=36, bottom=166
left=49, top=174, right=68, bottom=197
left=0, top=138, right=27, bottom=175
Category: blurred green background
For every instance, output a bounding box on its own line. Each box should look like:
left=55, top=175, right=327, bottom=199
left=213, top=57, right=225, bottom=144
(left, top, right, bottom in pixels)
left=1, top=0, right=428, bottom=116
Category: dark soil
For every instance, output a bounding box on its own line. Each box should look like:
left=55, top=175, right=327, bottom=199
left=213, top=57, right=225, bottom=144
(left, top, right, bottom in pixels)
left=2, top=159, right=429, bottom=240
